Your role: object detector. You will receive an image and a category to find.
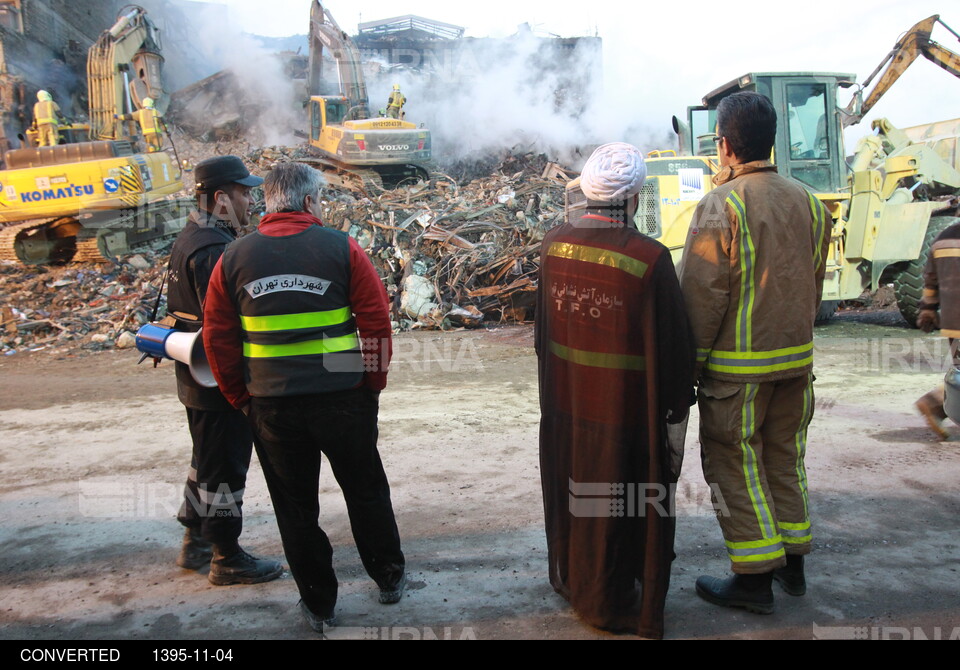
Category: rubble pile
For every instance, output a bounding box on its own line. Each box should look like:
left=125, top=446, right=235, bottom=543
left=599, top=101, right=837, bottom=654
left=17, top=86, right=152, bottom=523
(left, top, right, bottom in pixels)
left=315, top=151, right=567, bottom=329
left=0, top=150, right=572, bottom=356
left=0, top=251, right=168, bottom=356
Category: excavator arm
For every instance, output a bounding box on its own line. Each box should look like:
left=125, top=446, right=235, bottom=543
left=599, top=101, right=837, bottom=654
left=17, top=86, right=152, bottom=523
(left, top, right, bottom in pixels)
left=842, top=14, right=960, bottom=127
left=308, top=0, right=369, bottom=119
left=87, top=5, right=165, bottom=140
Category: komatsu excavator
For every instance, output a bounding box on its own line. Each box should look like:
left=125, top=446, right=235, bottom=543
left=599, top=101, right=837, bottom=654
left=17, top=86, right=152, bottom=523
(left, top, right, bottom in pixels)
left=302, top=1, right=431, bottom=192
left=621, top=14, right=960, bottom=325
left=0, top=5, right=188, bottom=265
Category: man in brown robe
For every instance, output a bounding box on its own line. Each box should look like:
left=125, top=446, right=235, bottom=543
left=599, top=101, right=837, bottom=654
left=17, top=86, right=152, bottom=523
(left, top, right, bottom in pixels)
left=536, top=142, right=696, bottom=638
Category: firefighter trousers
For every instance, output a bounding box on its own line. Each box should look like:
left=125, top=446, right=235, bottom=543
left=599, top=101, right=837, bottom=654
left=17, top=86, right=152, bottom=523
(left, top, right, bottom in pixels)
left=698, top=372, right=814, bottom=574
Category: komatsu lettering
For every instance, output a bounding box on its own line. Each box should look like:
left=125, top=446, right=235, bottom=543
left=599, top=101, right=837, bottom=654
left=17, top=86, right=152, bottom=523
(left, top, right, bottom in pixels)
left=20, top=184, right=94, bottom=202
left=378, top=144, right=409, bottom=151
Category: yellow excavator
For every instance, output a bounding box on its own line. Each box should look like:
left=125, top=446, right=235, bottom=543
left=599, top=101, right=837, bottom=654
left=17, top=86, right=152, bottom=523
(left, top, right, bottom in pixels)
left=625, top=14, right=960, bottom=325
left=302, top=1, right=431, bottom=192
left=0, top=5, right=188, bottom=265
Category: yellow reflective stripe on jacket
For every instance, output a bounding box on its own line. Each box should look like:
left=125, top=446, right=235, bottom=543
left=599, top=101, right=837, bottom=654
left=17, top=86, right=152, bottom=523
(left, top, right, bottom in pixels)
left=547, top=242, right=648, bottom=279
left=728, top=192, right=755, bottom=352
left=725, top=535, right=785, bottom=562
left=740, top=383, right=778, bottom=539
left=34, top=100, right=57, bottom=124
left=795, top=375, right=813, bottom=519
left=779, top=520, right=812, bottom=544
left=705, top=342, right=814, bottom=375
left=933, top=248, right=960, bottom=259
left=809, top=193, right=827, bottom=272
left=240, top=307, right=352, bottom=332
left=243, top=332, right=360, bottom=358
left=696, top=347, right=710, bottom=363
left=549, top=340, right=645, bottom=371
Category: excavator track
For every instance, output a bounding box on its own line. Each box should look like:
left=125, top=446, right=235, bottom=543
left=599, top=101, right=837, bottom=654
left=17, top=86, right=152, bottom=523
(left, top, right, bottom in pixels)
left=296, top=156, right=431, bottom=196
left=0, top=198, right=191, bottom=265
left=0, top=218, right=81, bottom=265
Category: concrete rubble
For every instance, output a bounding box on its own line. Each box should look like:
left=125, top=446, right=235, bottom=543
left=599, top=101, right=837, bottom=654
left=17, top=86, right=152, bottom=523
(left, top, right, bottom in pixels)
left=0, top=148, right=572, bottom=355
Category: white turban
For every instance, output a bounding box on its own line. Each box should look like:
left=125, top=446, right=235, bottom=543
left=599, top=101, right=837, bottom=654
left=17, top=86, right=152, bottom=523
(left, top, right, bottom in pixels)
left=579, top=142, right=647, bottom=202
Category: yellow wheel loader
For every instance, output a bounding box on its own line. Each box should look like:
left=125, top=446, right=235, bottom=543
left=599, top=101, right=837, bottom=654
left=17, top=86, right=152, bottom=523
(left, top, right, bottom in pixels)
left=630, top=15, right=960, bottom=325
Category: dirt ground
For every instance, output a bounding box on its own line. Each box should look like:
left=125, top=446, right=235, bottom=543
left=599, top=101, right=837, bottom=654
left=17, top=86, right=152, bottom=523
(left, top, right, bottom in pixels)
left=1, top=311, right=959, bottom=640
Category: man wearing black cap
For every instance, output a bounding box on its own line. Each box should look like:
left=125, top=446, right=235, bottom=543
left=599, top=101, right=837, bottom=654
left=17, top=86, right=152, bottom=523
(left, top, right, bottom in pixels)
left=166, top=155, right=283, bottom=585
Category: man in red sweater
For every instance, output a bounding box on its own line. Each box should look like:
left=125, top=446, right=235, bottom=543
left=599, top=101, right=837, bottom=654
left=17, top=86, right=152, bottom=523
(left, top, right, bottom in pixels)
left=202, top=162, right=403, bottom=634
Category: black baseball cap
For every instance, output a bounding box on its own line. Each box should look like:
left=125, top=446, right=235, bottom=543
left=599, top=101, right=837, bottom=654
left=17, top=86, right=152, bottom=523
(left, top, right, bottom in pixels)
left=195, top=155, right=263, bottom=192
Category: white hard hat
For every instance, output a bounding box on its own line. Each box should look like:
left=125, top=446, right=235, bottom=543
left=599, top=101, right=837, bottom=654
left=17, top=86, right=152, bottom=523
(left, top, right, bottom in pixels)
left=143, top=97, right=155, bottom=108
left=37, top=90, right=52, bottom=102
left=579, top=142, right=647, bottom=202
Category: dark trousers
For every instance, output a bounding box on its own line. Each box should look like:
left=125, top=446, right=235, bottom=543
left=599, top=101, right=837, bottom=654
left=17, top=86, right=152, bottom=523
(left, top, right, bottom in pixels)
left=177, top=407, right=253, bottom=544
left=250, top=388, right=404, bottom=618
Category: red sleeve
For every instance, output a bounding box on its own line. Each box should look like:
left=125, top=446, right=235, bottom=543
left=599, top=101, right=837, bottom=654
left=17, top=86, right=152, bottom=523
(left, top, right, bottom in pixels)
left=201, top=257, right=250, bottom=408
left=348, top=237, right=392, bottom=390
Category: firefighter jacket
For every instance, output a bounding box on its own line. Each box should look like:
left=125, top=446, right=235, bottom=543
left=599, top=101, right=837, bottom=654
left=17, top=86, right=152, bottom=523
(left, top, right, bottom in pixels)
left=388, top=91, right=405, bottom=110
left=679, top=161, right=831, bottom=383
left=203, top=211, right=393, bottom=409
left=119, top=107, right=163, bottom=133
left=33, top=99, right=61, bottom=126
left=919, top=221, right=960, bottom=338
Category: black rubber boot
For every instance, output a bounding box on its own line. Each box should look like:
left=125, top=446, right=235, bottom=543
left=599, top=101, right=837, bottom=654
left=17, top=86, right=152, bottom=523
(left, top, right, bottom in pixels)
left=695, top=572, right=775, bottom=614
left=773, top=554, right=806, bottom=596
left=175, top=527, right=213, bottom=570
left=208, top=543, right=283, bottom=586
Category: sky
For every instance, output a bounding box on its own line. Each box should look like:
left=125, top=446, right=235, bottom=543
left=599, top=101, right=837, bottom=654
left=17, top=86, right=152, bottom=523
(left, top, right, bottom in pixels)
left=215, top=0, right=960, bottom=153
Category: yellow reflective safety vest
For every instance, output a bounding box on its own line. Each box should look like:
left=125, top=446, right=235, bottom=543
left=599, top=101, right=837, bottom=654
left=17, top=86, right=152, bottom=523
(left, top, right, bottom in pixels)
left=34, top=100, right=59, bottom=125
left=218, top=225, right=364, bottom=397
left=679, top=161, right=832, bottom=383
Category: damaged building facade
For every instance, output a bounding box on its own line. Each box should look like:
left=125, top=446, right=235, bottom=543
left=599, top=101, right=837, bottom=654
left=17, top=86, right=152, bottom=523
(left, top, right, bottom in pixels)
left=0, top=0, right=227, bottom=153
left=355, top=15, right=602, bottom=117
left=0, top=0, right=123, bottom=151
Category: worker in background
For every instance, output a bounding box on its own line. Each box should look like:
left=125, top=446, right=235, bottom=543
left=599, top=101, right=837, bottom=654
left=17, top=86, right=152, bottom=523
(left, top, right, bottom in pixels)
left=914, top=221, right=960, bottom=439
left=116, top=97, right=165, bottom=152
left=32, top=90, right=66, bottom=147
left=680, top=91, right=831, bottom=614
left=536, top=142, right=696, bottom=638
left=386, top=84, right=405, bottom=119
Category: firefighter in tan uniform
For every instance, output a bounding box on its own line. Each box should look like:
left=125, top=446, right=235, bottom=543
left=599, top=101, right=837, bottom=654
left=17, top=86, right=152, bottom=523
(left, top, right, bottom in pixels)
left=386, top=84, right=406, bottom=119
left=116, top=97, right=165, bottom=152
left=914, top=221, right=960, bottom=439
left=32, top=90, right=66, bottom=147
left=679, top=91, right=831, bottom=614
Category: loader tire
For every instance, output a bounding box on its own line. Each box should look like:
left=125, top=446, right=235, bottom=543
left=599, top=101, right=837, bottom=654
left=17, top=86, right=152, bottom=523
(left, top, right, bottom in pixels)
left=815, top=300, right=839, bottom=325
left=892, top=216, right=959, bottom=328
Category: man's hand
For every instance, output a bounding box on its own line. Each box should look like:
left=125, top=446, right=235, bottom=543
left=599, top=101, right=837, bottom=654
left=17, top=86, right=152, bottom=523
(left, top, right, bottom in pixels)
left=918, top=309, right=940, bottom=333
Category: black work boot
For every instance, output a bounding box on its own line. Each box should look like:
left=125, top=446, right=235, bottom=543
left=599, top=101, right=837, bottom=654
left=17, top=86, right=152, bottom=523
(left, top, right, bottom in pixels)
left=773, top=554, right=806, bottom=596
left=208, top=543, right=283, bottom=586
left=299, top=600, right=338, bottom=634
left=379, top=572, right=406, bottom=605
left=695, top=572, right=774, bottom=614
left=176, top=527, right=213, bottom=570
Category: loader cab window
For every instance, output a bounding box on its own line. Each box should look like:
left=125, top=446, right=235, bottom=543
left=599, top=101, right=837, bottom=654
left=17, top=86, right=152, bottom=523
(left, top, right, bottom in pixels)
left=690, top=107, right=718, bottom=156
left=787, top=84, right=829, bottom=160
